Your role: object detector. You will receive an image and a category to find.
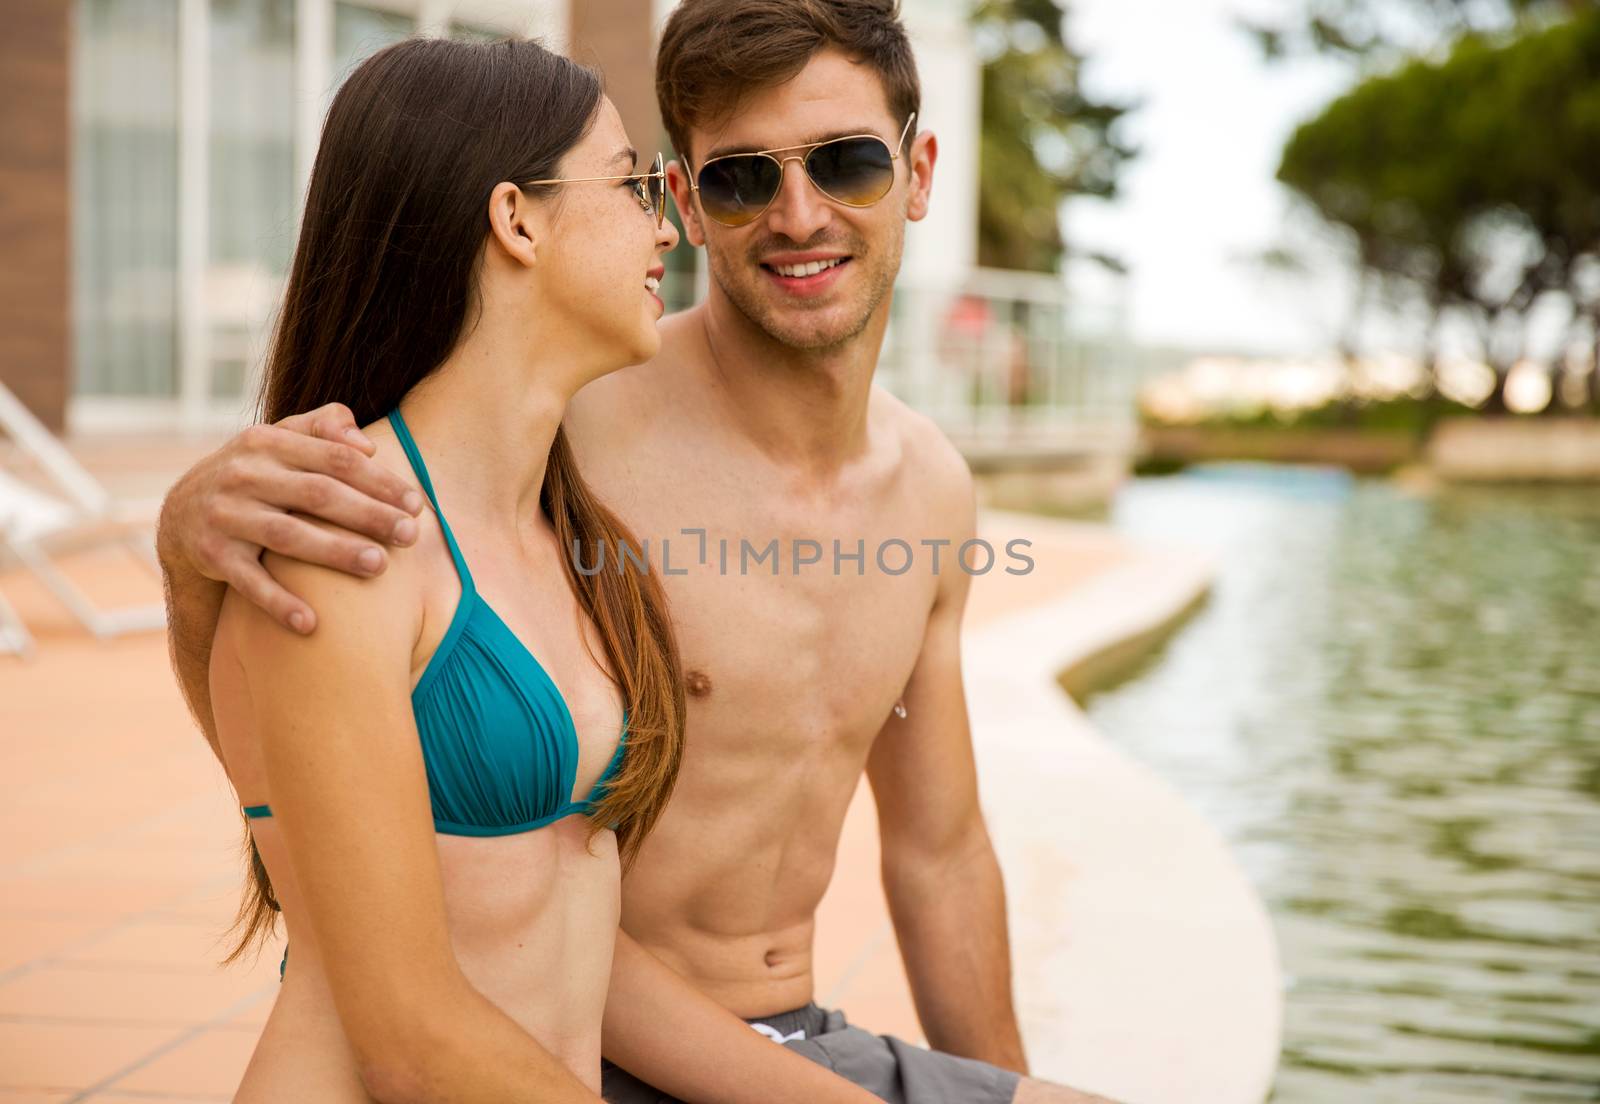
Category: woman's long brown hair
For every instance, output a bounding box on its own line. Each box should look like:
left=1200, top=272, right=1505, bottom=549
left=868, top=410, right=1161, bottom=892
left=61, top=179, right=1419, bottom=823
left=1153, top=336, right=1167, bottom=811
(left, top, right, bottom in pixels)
left=226, top=36, right=686, bottom=963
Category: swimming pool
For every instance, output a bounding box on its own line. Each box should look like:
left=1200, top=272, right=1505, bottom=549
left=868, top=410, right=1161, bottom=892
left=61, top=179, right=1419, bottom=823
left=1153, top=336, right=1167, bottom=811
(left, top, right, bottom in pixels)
left=1081, top=466, right=1600, bottom=1102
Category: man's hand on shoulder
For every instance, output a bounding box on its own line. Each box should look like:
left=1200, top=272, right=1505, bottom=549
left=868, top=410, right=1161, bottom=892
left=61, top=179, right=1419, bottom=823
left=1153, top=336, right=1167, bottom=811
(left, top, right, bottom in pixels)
left=157, top=402, right=425, bottom=634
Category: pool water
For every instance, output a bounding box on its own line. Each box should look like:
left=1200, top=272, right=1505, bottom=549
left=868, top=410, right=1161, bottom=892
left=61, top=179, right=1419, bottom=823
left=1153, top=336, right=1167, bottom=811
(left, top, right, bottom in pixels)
left=1082, top=466, right=1600, bottom=1102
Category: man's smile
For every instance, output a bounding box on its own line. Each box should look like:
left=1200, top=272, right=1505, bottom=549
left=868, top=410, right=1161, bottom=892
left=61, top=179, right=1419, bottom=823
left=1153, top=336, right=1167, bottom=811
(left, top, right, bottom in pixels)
left=759, top=250, right=854, bottom=296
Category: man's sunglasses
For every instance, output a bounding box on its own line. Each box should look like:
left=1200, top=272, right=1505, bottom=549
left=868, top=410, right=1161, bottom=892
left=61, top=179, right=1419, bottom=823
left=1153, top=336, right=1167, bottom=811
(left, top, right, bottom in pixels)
left=689, top=114, right=916, bottom=228
left=523, top=151, right=667, bottom=228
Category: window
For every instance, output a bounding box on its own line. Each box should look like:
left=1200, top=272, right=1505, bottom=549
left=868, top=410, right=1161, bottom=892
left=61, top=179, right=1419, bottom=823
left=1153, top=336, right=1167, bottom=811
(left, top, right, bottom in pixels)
left=334, top=2, right=415, bottom=86
left=448, top=19, right=504, bottom=42
left=72, top=0, right=180, bottom=398
left=208, top=0, right=296, bottom=400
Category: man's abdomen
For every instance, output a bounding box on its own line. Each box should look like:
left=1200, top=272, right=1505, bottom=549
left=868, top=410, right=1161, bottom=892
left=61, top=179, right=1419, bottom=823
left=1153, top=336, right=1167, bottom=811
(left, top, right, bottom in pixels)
left=620, top=765, right=857, bottom=1017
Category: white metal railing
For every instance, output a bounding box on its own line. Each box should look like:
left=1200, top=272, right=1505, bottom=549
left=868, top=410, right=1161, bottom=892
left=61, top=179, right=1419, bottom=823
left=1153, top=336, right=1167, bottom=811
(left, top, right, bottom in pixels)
left=70, top=254, right=1140, bottom=452
left=877, top=267, right=1138, bottom=450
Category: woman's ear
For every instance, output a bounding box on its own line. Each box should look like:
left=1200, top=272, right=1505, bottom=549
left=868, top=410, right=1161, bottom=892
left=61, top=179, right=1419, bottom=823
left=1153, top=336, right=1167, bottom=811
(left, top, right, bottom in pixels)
left=485, top=181, right=541, bottom=268
left=665, top=160, right=705, bottom=248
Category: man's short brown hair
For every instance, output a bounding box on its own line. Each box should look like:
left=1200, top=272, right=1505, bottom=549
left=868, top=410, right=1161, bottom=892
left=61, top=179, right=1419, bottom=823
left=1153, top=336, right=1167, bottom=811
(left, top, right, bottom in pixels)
left=655, top=0, right=921, bottom=168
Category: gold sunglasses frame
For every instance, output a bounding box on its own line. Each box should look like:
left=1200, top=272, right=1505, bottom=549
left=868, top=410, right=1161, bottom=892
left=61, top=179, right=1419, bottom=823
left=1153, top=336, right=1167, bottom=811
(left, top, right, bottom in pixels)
left=688, top=113, right=917, bottom=227
left=522, top=151, right=668, bottom=228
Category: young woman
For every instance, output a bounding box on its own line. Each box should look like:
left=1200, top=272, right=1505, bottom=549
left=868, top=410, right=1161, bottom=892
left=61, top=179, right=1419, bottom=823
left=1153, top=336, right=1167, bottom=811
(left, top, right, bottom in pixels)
left=207, top=37, right=877, bottom=1102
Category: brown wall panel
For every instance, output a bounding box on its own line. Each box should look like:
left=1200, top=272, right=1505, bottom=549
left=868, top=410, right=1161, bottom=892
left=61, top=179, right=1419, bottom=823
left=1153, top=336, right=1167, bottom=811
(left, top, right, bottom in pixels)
left=569, top=0, right=663, bottom=162
left=0, top=0, right=72, bottom=431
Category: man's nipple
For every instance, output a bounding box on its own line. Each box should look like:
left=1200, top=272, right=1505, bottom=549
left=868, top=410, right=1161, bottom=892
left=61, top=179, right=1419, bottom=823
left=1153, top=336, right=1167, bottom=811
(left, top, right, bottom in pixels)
left=685, top=669, right=713, bottom=697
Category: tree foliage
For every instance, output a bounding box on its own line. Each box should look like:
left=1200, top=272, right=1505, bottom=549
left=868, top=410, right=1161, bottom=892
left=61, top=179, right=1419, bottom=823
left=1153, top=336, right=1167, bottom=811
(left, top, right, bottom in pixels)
left=1242, top=0, right=1587, bottom=71
left=1278, top=12, right=1600, bottom=409
left=972, top=0, right=1135, bottom=273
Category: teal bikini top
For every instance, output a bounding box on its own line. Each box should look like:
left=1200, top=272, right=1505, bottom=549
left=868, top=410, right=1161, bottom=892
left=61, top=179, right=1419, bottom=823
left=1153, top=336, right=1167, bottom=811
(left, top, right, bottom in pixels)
left=242, top=407, right=627, bottom=836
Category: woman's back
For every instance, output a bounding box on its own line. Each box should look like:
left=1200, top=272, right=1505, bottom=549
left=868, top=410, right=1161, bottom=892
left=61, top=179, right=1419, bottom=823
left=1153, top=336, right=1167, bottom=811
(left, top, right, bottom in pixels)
left=211, top=410, right=629, bottom=1096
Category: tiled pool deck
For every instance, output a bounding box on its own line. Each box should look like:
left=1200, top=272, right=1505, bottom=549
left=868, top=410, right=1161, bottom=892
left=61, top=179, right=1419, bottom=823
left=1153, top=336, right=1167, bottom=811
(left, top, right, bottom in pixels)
left=0, top=438, right=1278, bottom=1102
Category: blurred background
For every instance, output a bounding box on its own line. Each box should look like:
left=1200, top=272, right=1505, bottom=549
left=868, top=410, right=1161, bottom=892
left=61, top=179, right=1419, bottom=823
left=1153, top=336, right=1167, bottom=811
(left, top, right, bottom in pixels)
left=1, top=0, right=1596, bottom=1101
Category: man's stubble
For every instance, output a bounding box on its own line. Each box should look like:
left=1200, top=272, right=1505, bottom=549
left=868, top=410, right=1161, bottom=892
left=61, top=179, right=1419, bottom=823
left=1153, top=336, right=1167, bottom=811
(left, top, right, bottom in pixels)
left=703, top=210, right=908, bottom=358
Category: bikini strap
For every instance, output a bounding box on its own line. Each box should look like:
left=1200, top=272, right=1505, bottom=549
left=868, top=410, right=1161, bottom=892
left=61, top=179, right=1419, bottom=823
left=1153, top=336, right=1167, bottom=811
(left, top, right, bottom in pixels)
left=386, top=408, right=475, bottom=596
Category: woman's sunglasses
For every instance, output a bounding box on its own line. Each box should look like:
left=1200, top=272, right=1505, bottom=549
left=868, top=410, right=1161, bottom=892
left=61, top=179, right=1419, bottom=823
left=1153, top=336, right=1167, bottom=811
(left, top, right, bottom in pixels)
left=522, top=151, right=668, bottom=228
left=689, top=113, right=916, bottom=228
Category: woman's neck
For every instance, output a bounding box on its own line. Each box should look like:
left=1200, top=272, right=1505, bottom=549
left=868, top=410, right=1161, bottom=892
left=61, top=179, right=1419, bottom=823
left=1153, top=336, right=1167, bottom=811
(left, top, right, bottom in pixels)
left=394, top=343, right=574, bottom=530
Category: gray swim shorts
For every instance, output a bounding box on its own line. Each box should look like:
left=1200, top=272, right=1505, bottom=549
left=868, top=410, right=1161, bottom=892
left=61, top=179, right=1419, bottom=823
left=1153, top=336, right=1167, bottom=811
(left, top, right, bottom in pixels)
left=601, top=1002, right=1020, bottom=1104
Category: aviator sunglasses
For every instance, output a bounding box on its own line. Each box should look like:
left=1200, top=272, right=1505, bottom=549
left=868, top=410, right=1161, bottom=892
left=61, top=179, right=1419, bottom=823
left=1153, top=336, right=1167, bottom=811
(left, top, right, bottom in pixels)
left=689, top=113, right=916, bottom=228
left=523, top=151, right=668, bottom=228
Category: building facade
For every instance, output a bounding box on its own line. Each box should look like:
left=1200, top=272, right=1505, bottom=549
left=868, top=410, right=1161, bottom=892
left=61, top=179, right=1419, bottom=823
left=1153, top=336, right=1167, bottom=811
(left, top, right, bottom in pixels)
left=3, top=0, right=1113, bottom=441
left=4, top=0, right=576, bottom=433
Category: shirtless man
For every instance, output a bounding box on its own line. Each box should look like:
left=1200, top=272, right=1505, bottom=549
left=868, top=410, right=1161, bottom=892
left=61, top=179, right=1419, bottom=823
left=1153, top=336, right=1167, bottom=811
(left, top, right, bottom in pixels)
left=157, top=2, right=1115, bottom=1100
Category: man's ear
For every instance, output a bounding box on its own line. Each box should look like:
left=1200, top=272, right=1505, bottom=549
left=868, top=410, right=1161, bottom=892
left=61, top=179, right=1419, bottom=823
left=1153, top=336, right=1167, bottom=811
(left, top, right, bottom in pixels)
left=906, top=130, right=937, bottom=223
left=485, top=181, right=540, bottom=268
left=665, top=159, right=706, bottom=248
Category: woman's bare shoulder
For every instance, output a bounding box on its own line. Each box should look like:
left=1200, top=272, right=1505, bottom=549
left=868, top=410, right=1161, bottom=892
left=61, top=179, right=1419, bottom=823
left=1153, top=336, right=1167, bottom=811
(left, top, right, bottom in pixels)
left=216, top=424, right=432, bottom=672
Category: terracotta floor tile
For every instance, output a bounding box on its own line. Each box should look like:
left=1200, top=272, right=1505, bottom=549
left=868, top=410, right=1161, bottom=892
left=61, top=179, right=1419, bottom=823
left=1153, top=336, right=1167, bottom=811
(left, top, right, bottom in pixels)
left=216, top=971, right=279, bottom=1030
left=0, top=918, right=109, bottom=977
left=0, top=876, right=198, bottom=923
left=820, top=924, right=921, bottom=1044
left=1, top=783, right=225, bottom=872
left=26, top=844, right=240, bottom=889
left=86, top=1088, right=228, bottom=1094
left=54, top=921, right=239, bottom=973
left=87, top=1095, right=228, bottom=1104
left=0, top=825, right=95, bottom=872
left=118, top=818, right=242, bottom=855
left=218, top=999, right=272, bottom=1029
left=81, top=914, right=228, bottom=935
left=104, top=1027, right=256, bottom=1099
left=0, top=1021, right=175, bottom=1092
left=812, top=779, right=915, bottom=1025
left=968, top=515, right=1132, bottom=629
left=116, top=796, right=243, bottom=849
left=0, top=798, right=236, bottom=879
left=141, top=887, right=244, bottom=928
left=0, top=964, right=271, bottom=1027
left=223, top=947, right=286, bottom=993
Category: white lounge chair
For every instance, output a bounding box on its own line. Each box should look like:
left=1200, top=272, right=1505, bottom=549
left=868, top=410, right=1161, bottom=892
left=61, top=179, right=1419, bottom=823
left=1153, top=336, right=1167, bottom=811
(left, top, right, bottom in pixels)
left=0, top=381, right=166, bottom=658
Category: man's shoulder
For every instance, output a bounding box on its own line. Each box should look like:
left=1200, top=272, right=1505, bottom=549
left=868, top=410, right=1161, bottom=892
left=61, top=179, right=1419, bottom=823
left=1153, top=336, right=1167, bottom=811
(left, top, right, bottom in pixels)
left=870, top=384, right=974, bottom=509
left=566, top=360, right=649, bottom=428
left=566, top=310, right=700, bottom=451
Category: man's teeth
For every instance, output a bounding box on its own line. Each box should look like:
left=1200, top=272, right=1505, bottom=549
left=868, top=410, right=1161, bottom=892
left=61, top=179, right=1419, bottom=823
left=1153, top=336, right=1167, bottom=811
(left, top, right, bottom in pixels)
left=772, top=258, right=844, bottom=278
left=644, top=275, right=660, bottom=292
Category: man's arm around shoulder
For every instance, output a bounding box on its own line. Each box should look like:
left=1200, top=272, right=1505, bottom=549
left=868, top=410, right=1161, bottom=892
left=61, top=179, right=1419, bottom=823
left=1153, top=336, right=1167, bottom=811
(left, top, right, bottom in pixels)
left=157, top=403, right=424, bottom=757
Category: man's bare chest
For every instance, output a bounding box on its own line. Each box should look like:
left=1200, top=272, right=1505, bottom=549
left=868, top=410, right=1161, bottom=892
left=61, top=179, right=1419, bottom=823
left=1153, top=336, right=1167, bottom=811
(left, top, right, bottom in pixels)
left=602, top=476, right=941, bottom=752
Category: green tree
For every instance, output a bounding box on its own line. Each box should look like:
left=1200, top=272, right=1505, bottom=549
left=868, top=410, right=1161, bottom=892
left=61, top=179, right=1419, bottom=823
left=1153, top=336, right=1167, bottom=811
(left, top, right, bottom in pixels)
left=1242, top=0, right=1586, bottom=71
left=973, top=0, right=1135, bottom=273
left=1278, top=13, right=1600, bottom=412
